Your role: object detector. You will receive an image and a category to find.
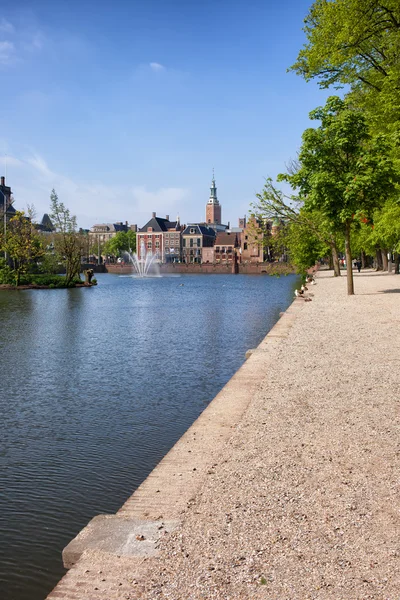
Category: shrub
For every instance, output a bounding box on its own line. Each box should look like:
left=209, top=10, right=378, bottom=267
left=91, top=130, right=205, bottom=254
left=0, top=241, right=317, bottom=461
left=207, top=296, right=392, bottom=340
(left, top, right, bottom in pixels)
left=0, top=258, right=14, bottom=285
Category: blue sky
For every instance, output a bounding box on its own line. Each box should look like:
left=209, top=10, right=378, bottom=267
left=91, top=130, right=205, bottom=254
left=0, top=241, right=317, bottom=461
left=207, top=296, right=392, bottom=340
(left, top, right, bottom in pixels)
left=0, top=0, right=330, bottom=228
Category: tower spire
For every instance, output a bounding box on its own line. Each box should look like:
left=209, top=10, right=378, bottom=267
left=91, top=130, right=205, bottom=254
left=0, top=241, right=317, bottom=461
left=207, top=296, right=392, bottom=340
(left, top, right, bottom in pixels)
left=209, top=169, right=218, bottom=203
left=206, top=169, right=222, bottom=226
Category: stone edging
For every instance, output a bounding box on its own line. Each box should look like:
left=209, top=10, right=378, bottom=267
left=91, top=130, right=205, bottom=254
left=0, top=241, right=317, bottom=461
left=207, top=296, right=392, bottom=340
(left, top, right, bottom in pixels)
left=48, top=294, right=307, bottom=597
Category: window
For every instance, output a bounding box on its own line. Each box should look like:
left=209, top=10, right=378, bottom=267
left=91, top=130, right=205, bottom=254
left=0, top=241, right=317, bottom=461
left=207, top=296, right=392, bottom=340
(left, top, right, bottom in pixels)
left=147, top=241, right=152, bottom=249
left=244, top=243, right=248, bottom=250
left=190, top=228, right=195, bottom=234
left=190, top=238, right=193, bottom=247
left=183, top=238, right=186, bottom=247
left=155, top=241, right=160, bottom=248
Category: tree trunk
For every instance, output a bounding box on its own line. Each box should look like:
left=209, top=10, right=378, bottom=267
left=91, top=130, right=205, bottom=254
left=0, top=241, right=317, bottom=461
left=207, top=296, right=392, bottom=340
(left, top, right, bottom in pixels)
left=344, top=221, right=354, bottom=295
left=361, top=250, right=366, bottom=269
left=331, top=240, right=341, bottom=277
left=375, top=249, right=383, bottom=271
left=394, top=252, right=400, bottom=275
left=381, top=249, right=388, bottom=271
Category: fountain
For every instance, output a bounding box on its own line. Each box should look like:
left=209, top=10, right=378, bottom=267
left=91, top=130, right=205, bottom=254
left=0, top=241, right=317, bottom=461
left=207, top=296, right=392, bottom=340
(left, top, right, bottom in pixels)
left=124, top=241, right=161, bottom=277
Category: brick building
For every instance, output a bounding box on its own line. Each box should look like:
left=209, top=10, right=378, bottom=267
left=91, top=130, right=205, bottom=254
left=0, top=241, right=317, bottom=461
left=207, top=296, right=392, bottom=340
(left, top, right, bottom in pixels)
left=214, top=231, right=240, bottom=263
left=182, top=224, right=216, bottom=263
left=240, top=217, right=267, bottom=263
left=137, top=213, right=182, bottom=263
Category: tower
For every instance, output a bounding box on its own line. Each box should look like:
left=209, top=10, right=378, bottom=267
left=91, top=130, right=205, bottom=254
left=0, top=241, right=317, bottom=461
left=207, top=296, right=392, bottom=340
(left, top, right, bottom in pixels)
left=205, top=170, right=221, bottom=226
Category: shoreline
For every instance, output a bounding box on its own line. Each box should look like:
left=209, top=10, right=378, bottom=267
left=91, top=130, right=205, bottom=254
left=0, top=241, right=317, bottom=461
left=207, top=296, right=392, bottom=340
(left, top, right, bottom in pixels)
left=46, top=285, right=305, bottom=598
left=47, top=269, right=400, bottom=599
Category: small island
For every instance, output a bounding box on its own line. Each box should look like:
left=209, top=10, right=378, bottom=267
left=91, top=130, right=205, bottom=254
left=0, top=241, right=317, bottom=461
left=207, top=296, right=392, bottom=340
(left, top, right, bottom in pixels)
left=0, top=191, right=97, bottom=290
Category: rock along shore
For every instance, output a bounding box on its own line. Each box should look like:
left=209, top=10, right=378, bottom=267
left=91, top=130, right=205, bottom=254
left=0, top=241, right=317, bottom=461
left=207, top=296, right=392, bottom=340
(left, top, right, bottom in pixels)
left=47, top=270, right=400, bottom=600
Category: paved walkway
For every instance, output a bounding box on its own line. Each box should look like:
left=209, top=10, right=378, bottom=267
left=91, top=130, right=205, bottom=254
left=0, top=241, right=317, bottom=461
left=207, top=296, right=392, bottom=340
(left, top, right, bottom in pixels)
left=47, top=270, right=400, bottom=600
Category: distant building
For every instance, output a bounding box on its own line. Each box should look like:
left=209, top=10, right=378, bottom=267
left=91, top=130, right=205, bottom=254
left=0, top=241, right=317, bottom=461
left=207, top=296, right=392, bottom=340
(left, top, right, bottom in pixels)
left=137, top=213, right=183, bottom=263
left=182, top=224, right=216, bottom=264
left=205, top=172, right=228, bottom=232
left=214, top=231, right=240, bottom=264
left=36, top=213, right=55, bottom=233
left=240, top=217, right=266, bottom=263
left=0, top=176, right=16, bottom=222
left=89, top=221, right=129, bottom=244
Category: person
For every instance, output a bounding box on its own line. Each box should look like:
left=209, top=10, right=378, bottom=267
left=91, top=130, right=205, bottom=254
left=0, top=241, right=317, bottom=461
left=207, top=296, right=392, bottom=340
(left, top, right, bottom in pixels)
left=356, top=259, right=362, bottom=273
left=353, top=260, right=357, bottom=269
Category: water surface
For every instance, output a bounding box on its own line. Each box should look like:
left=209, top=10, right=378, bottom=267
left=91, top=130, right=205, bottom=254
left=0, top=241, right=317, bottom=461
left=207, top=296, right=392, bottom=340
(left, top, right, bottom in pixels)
left=0, top=273, right=299, bottom=599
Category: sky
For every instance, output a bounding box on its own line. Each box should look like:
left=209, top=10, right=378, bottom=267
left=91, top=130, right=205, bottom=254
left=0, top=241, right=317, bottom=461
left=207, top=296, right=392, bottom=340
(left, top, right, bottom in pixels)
left=0, top=0, right=331, bottom=229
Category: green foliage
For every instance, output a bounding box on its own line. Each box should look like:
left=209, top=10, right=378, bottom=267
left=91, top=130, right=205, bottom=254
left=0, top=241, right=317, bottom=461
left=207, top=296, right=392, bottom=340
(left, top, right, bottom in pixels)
left=0, top=211, right=44, bottom=286
left=290, top=0, right=400, bottom=145
left=103, top=230, right=136, bottom=257
left=39, top=251, right=60, bottom=274
left=0, top=257, right=14, bottom=284
left=18, top=274, right=83, bottom=288
left=281, top=97, right=398, bottom=224
left=278, top=218, right=331, bottom=273
left=50, top=189, right=84, bottom=285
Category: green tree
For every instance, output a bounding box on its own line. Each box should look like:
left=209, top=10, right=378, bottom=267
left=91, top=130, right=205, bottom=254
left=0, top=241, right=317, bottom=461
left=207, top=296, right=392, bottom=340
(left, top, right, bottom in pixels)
left=0, top=211, right=44, bottom=286
left=253, top=177, right=342, bottom=276
left=281, top=96, right=398, bottom=294
left=103, top=229, right=136, bottom=258
left=290, top=0, right=400, bottom=136
left=50, top=189, right=84, bottom=285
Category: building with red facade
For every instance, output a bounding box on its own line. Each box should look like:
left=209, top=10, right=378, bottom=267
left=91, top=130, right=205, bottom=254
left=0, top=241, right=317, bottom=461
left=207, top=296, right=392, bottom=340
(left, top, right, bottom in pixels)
left=137, top=213, right=183, bottom=263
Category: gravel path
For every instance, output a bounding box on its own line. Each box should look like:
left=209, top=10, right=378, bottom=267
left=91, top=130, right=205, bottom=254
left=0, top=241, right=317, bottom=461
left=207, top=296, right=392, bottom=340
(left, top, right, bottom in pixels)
left=132, top=270, right=400, bottom=600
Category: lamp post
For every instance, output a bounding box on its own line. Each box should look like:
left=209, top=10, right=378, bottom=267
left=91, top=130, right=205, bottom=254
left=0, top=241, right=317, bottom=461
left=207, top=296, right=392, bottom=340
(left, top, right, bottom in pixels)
left=0, top=189, right=6, bottom=260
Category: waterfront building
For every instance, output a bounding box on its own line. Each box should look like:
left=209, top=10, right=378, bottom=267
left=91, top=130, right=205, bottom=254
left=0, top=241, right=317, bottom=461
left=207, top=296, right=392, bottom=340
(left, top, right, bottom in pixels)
left=89, top=222, right=132, bottom=244
left=214, top=231, right=240, bottom=263
left=182, top=224, right=216, bottom=263
left=137, top=213, right=183, bottom=263
left=240, top=216, right=267, bottom=263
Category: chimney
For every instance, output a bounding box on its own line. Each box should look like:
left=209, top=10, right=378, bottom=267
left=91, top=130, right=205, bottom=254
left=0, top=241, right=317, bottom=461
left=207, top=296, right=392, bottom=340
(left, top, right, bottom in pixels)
left=166, top=214, right=169, bottom=221
left=1, top=176, right=4, bottom=186
left=152, top=212, right=156, bottom=218
left=125, top=221, right=128, bottom=226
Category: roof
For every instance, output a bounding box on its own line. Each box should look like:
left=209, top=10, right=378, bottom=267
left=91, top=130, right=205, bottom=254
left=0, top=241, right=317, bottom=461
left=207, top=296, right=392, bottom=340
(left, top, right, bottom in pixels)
left=0, top=195, right=16, bottom=215
left=90, top=223, right=128, bottom=233
left=215, top=232, right=239, bottom=247
left=182, top=224, right=216, bottom=237
left=139, top=217, right=180, bottom=233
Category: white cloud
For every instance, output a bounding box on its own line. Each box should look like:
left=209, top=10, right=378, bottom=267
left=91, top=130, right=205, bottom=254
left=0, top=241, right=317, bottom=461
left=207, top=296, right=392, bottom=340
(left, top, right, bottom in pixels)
left=7, top=151, right=189, bottom=228
left=0, top=19, right=15, bottom=34
left=0, top=40, right=15, bottom=65
left=150, top=62, right=165, bottom=72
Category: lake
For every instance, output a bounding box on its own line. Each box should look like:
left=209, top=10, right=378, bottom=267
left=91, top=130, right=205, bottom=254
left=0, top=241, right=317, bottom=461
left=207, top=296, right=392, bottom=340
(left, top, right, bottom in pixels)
left=0, top=273, right=299, bottom=600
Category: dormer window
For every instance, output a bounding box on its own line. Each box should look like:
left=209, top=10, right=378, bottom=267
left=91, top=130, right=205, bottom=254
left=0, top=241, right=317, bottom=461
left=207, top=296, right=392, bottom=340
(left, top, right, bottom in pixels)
left=190, top=228, right=195, bottom=234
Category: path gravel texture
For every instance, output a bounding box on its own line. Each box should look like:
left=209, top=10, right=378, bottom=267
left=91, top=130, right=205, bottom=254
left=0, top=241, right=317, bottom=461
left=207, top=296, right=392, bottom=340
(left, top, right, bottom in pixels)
left=132, top=270, right=400, bottom=600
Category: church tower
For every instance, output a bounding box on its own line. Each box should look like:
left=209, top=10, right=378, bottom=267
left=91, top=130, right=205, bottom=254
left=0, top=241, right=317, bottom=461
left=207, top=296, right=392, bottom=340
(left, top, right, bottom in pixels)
left=205, top=170, right=222, bottom=226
